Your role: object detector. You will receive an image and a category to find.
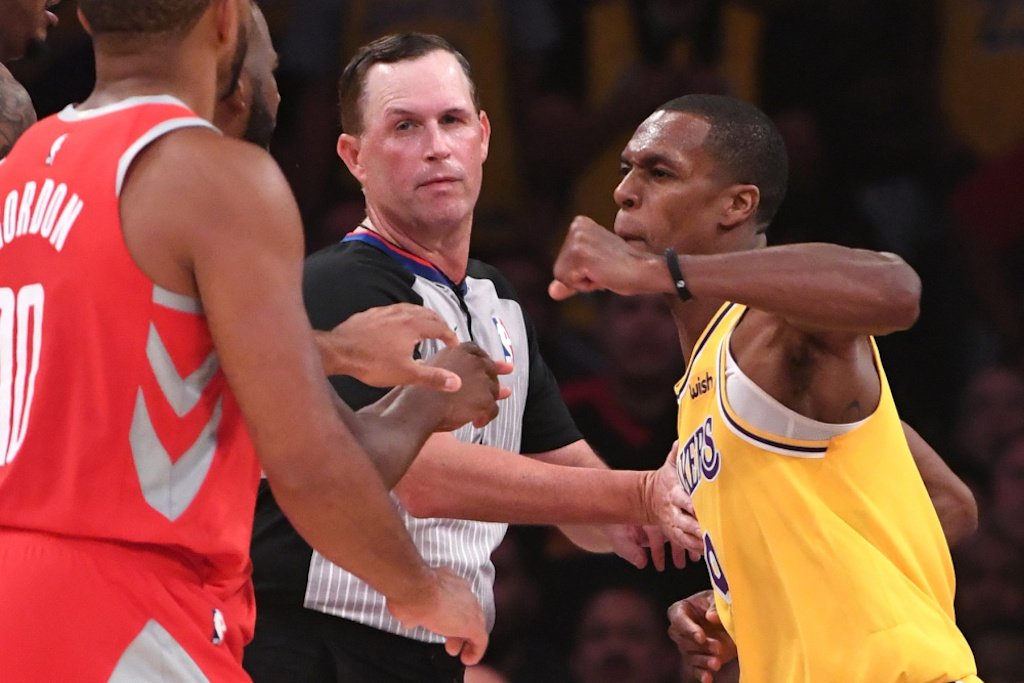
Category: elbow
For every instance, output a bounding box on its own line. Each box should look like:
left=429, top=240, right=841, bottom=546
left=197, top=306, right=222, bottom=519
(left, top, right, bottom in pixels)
left=878, top=254, right=921, bottom=331
left=394, top=480, right=443, bottom=519
left=948, top=488, right=980, bottom=548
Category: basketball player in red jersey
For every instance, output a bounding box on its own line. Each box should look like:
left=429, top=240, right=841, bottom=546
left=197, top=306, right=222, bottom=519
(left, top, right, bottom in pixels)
left=0, top=1, right=508, bottom=680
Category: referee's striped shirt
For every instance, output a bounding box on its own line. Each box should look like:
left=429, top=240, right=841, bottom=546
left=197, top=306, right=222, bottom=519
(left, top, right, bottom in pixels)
left=250, top=234, right=581, bottom=642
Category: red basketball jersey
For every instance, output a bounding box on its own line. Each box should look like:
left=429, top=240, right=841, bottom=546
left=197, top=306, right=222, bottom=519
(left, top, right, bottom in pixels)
left=0, top=96, right=260, bottom=611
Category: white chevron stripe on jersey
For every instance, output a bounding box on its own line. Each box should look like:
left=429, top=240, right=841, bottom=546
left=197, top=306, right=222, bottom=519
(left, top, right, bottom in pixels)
left=128, top=390, right=221, bottom=521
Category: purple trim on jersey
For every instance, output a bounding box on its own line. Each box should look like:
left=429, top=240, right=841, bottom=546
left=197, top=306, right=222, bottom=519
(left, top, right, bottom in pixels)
left=718, top=401, right=829, bottom=455
left=341, top=231, right=468, bottom=296
left=676, top=303, right=736, bottom=400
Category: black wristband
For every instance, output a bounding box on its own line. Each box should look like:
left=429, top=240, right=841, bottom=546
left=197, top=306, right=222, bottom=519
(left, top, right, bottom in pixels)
left=664, top=248, right=693, bottom=301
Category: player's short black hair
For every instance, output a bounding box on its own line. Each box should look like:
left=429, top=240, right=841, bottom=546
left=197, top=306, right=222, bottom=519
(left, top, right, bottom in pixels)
left=658, top=94, right=788, bottom=229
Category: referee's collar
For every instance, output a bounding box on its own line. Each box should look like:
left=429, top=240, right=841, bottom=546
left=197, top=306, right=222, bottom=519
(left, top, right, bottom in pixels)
left=342, top=226, right=469, bottom=296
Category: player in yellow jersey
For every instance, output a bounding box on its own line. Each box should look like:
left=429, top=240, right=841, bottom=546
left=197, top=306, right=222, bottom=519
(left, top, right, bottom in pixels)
left=548, top=94, right=981, bottom=683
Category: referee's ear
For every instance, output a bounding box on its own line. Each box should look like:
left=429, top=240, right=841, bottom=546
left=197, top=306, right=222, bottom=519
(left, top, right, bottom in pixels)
left=337, top=133, right=365, bottom=186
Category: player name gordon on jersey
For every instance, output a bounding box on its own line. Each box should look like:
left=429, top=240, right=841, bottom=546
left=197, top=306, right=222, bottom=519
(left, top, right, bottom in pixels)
left=0, top=179, right=83, bottom=253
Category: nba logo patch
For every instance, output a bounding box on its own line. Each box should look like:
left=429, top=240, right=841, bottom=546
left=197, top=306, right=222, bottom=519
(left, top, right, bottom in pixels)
left=211, top=608, right=227, bottom=645
left=492, top=317, right=514, bottom=364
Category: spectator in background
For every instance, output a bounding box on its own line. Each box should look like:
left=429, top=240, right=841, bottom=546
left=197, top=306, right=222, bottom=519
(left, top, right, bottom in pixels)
left=561, top=293, right=682, bottom=472
left=953, top=431, right=1024, bottom=665
left=484, top=528, right=569, bottom=683
left=952, top=364, right=1024, bottom=482
left=502, top=0, right=735, bottom=235
left=952, top=140, right=1024, bottom=367
left=477, top=237, right=603, bottom=383
left=569, top=583, right=680, bottom=683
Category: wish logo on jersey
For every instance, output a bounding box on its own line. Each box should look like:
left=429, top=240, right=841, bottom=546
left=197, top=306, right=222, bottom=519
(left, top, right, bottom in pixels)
left=492, top=316, right=514, bottom=364
left=677, top=416, right=722, bottom=495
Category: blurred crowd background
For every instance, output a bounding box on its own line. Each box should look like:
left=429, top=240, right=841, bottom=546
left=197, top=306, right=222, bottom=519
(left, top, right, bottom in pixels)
left=12, top=0, right=1024, bottom=680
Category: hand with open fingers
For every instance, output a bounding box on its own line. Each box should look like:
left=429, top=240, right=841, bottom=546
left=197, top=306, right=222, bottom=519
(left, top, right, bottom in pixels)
left=316, top=304, right=462, bottom=390
left=429, top=342, right=513, bottom=432
left=606, top=524, right=649, bottom=569
left=387, top=567, right=489, bottom=666
left=549, top=215, right=657, bottom=301
left=668, top=590, right=737, bottom=683
left=648, top=443, right=704, bottom=562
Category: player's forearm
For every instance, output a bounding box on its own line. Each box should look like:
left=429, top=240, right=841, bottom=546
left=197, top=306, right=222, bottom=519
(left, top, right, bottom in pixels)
left=670, top=243, right=921, bottom=336
left=902, top=421, right=978, bottom=546
left=342, top=387, right=446, bottom=487
left=394, top=435, right=654, bottom=524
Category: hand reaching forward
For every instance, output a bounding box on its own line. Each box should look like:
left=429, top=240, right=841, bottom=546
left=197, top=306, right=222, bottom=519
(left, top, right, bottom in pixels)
left=668, top=589, right=738, bottom=683
left=428, top=342, right=513, bottom=432
left=316, top=304, right=463, bottom=391
left=549, top=216, right=663, bottom=301
left=648, top=440, right=704, bottom=563
left=387, top=567, right=489, bottom=665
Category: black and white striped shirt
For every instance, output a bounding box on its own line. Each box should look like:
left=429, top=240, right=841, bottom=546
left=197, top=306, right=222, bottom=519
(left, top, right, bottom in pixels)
left=250, top=228, right=581, bottom=643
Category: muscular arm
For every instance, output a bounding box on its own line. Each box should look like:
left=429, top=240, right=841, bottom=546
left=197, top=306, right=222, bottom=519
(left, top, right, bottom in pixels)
left=0, top=65, right=35, bottom=159
left=902, top=421, right=978, bottom=546
left=553, top=219, right=920, bottom=423
left=553, top=218, right=921, bottom=338
left=121, top=130, right=440, bottom=606
left=675, top=243, right=920, bottom=337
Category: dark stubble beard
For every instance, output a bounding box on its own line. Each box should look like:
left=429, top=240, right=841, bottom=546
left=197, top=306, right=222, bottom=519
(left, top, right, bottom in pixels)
left=22, top=36, right=48, bottom=60
left=243, top=79, right=275, bottom=150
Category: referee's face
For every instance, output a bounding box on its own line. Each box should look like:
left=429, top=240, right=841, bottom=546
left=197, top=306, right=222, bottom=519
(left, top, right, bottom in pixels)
left=340, top=50, right=491, bottom=237
left=613, top=110, right=733, bottom=258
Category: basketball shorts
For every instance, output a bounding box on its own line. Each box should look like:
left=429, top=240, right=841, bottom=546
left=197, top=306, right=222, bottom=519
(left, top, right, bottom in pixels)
left=0, top=527, right=253, bottom=683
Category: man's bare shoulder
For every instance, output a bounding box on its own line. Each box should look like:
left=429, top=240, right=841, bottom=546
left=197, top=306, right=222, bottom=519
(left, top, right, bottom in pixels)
left=124, top=126, right=297, bottom=235
left=121, top=125, right=303, bottom=294
left=140, top=126, right=288, bottom=195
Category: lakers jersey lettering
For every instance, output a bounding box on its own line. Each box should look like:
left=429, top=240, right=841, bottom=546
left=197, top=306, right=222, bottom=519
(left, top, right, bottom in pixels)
left=676, top=416, right=720, bottom=495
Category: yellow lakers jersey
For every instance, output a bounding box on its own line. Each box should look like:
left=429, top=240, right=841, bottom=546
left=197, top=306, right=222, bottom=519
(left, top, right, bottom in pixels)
left=674, top=303, right=979, bottom=683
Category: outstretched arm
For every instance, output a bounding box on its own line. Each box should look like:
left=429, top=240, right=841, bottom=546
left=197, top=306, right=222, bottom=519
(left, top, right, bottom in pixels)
left=551, top=216, right=920, bottom=337
left=342, top=343, right=512, bottom=487
left=315, top=303, right=462, bottom=391
left=392, top=435, right=704, bottom=562
left=902, top=422, right=978, bottom=546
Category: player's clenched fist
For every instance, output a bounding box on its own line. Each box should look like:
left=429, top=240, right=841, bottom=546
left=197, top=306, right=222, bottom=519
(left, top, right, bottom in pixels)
left=427, top=342, right=513, bottom=431
left=549, top=215, right=662, bottom=300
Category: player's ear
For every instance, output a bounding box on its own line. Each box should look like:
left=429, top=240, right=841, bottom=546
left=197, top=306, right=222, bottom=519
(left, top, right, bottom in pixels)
left=720, top=184, right=759, bottom=229
left=211, top=0, right=242, bottom=51
left=76, top=7, right=93, bottom=36
left=478, top=109, right=491, bottom=164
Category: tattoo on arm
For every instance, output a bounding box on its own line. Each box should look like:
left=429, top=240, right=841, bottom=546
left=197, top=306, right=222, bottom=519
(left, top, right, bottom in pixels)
left=0, top=65, right=37, bottom=159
